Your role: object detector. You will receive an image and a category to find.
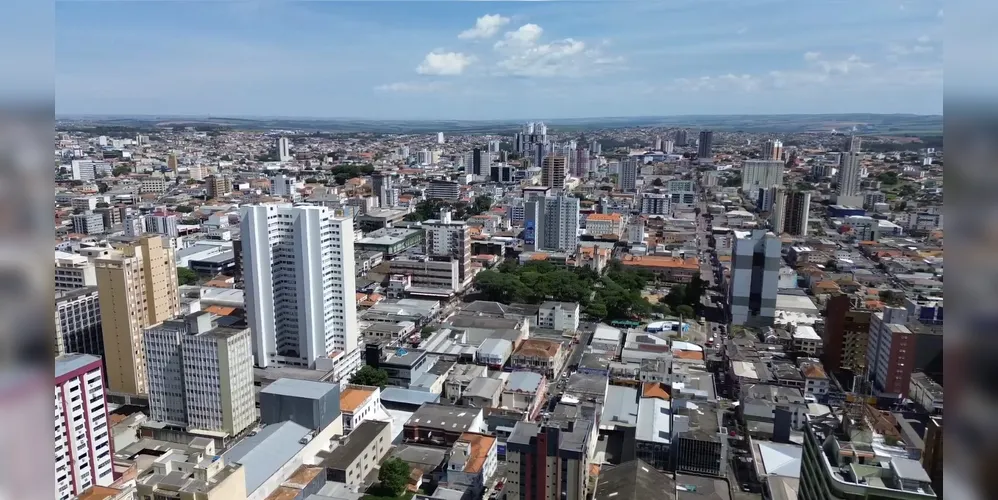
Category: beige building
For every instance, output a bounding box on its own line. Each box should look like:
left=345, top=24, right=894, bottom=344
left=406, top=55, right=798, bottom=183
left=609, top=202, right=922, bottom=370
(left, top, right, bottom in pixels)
left=541, top=156, right=567, bottom=191
left=136, top=439, right=246, bottom=500
left=96, top=235, right=180, bottom=394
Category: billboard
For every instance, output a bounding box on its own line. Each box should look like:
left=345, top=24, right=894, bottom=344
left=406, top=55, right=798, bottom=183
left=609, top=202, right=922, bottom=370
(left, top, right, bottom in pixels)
left=524, top=220, right=535, bottom=245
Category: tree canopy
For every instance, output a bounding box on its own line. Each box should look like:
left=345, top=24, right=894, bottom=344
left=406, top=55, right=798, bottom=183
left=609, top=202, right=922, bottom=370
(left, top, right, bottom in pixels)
left=376, top=458, right=411, bottom=497
left=350, top=365, right=389, bottom=388
left=329, top=164, right=374, bottom=185
left=177, top=267, right=198, bottom=286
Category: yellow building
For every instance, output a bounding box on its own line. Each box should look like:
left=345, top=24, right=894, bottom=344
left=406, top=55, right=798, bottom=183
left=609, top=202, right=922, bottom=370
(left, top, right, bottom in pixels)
left=96, top=235, right=180, bottom=394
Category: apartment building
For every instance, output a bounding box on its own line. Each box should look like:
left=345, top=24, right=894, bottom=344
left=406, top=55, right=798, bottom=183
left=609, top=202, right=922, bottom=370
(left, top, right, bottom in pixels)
left=72, top=212, right=105, bottom=235
left=537, top=302, right=580, bottom=332
left=728, top=230, right=781, bottom=327
left=511, top=339, right=566, bottom=379
left=447, top=433, right=498, bottom=498
left=506, top=420, right=593, bottom=500
left=144, top=312, right=256, bottom=437
left=542, top=156, right=568, bottom=191
left=323, top=420, right=392, bottom=488
left=55, top=354, right=114, bottom=500
left=423, top=209, right=472, bottom=287
left=586, top=213, right=624, bottom=238
left=525, top=195, right=580, bottom=253
left=55, top=250, right=97, bottom=291
left=866, top=307, right=917, bottom=398
left=55, top=287, right=103, bottom=357
left=95, top=235, right=180, bottom=394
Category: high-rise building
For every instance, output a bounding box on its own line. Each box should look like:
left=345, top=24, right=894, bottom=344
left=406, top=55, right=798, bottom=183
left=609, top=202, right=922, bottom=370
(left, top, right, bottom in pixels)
left=417, top=149, right=432, bottom=165
left=618, top=158, right=638, bottom=192
left=662, top=140, right=675, bottom=154
left=697, top=130, right=713, bottom=160
left=770, top=189, right=810, bottom=236
left=55, top=251, right=97, bottom=291
left=800, top=409, right=936, bottom=500
left=728, top=230, right=780, bottom=327
left=145, top=212, right=179, bottom=238
left=589, top=140, right=601, bottom=155
left=866, top=307, right=918, bottom=397
left=55, top=287, right=103, bottom=357
left=836, top=136, right=862, bottom=198
left=639, top=193, right=671, bottom=216
left=762, top=139, right=784, bottom=161
left=71, top=212, right=105, bottom=235
left=654, top=137, right=663, bottom=150
left=167, top=153, right=178, bottom=175
left=240, top=204, right=358, bottom=369
left=821, top=294, right=872, bottom=379
left=741, top=160, right=785, bottom=198
left=541, top=156, right=567, bottom=191
left=488, top=140, right=501, bottom=153
left=506, top=420, right=593, bottom=500
left=270, top=174, right=301, bottom=199
left=144, top=311, right=256, bottom=437
left=437, top=132, right=445, bottom=144
left=372, top=172, right=398, bottom=208
left=206, top=174, right=232, bottom=199
left=425, top=180, right=461, bottom=200
left=55, top=354, right=115, bottom=499
left=768, top=186, right=787, bottom=232
left=674, top=129, right=688, bottom=146
left=423, top=209, right=472, bottom=289
left=95, top=235, right=180, bottom=394
left=627, top=218, right=645, bottom=244
left=525, top=195, right=580, bottom=252
left=278, top=137, right=292, bottom=162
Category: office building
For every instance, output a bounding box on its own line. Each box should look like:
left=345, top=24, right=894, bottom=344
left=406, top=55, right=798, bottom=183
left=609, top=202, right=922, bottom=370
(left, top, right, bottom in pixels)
left=488, top=140, right=501, bottom=153
left=758, top=185, right=780, bottom=214
left=866, top=307, right=917, bottom=398
left=423, top=209, right=472, bottom=288
left=619, top=159, right=639, bottom=192
left=821, top=294, right=872, bottom=379
left=145, top=212, right=179, bottom=238
left=55, top=287, right=103, bottom=357
left=836, top=136, right=862, bottom=198
left=525, top=194, right=580, bottom=253
left=491, top=164, right=516, bottom=183
left=417, top=149, right=432, bottom=165
left=144, top=312, right=256, bottom=436
left=542, top=156, right=568, bottom=191
left=506, top=419, right=593, bottom=500
left=240, top=204, right=358, bottom=369
left=640, top=193, right=671, bottom=216
left=662, top=140, right=675, bottom=154
left=136, top=442, right=246, bottom=500
left=72, top=211, right=105, bottom=235
left=465, top=147, right=493, bottom=176
left=70, top=159, right=111, bottom=181
left=742, top=160, right=785, bottom=198
left=667, top=179, right=696, bottom=207
left=762, top=139, right=784, bottom=161
left=728, top=230, right=780, bottom=327
left=95, top=235, right=180, bottom=394
left=139, top=175, right=168, bottom=194
left=800, top=409, right=936, bottom=500
left=55, top=251, right=97, bottom=291
left=206, top=174, right=232, bottom=199
left=270, top=174, right=301, bottom=199
left=372, top=172, right=399, bottom=208
left=426, top=180, right=461, bottom=200
left=697, top=130, right=713, bottom=160
left=278, top=136, right=292, bottom=162
left=674, top=129, right=688, bottom=146
left=55, top=354, right=114, bottom=500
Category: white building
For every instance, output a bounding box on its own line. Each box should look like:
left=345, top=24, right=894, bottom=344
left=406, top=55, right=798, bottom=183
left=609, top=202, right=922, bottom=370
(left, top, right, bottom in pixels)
left=836, top=136, right=862, bottom=198
left=728, top=230, right=781, bottom=327
left=423, top=209, right=472, bottom=288
left=791, top=325, right=822, bottom=355
left=139, top=176, right=168, bottom=194
left=667, top=179, right=696, bottom=207
left=144, top=312, right=256, bottom=437
left=145, top=213, right=179, bottom=238
left=437, top=132, right=445, bottom=144
left=525, top=194, right=580, bottom=252
left=741, top=160, right=784, bottom=200
left=56, top=354, right=114, bottom=500
left=70, top=159, right=112, bottom=181
left=447, top=433, right=498, bottom=498
left=537, top=302, right=580, bottom=332
left=240, top=204, right=359, bottom=369
left=55, top=251, right=97, bottom=291
left=71, top=212, right=105, bottom=235
left=640, top=193, right=671, bottom=216
left=278, top=137, right=292, bottom=162
left=618, top=159, right=639, bottom=192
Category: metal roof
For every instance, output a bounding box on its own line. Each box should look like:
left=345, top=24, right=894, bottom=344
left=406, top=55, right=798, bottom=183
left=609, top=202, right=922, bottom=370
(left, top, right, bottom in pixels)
left=222, top=421, right=311, bottom=494
left=261, top=378, right=339, bottom=401
left=56, top=353, right=101, bottom=379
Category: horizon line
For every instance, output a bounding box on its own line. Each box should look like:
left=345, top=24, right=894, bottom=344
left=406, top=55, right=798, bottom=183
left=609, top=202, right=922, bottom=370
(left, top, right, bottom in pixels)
left=55, top=112, right=944, bottom=122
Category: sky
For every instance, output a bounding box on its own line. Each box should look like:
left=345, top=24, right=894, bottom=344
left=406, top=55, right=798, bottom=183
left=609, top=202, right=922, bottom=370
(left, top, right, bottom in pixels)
left=55, top=0, right=945, bottom=120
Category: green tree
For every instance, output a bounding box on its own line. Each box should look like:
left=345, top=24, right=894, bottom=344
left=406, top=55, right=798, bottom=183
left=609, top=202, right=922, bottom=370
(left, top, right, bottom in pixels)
left=468, top=195, right=494, bottom=216
left=675, top=305, right=696, bottom=319
left=377, top=458, right=411, bottom=497
left=723, top=174, right=742, bottom=188
left=177, top=267, right=198, bottom=286
left=420, top=326, right=437, bottom=339
left=584, top=301, right=608, bottom=320
left=175, top=205, right=195, bottom=214
left=96, top=202, right=110, bottom=208
left=878, top=172, right=899, bottom=185
left=112, top=165, right=131, bottom=177
left=350, top=365, right=389, bottom=388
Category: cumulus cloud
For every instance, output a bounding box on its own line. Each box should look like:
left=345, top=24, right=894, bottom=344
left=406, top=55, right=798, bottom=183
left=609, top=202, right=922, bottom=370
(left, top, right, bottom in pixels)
left=416, top=51, right=476, bottom=75
left=458, top=14, right=510, bottom=39
left=374, top=81, right=448, bottom=92
left=492, top=23, right=620, bottom=77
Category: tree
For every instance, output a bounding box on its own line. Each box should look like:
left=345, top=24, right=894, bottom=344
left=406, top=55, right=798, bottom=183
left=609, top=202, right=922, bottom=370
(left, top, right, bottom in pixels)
left=350, top=365, right=389, bottom=388
left=112, top=165, right=131, bottom=177
left=175, top=205, right=195, bottom=213
left=420, top=326, right=437, bottom=339
left=584, top=301, right=608, bottom=320
left=96, top=182, right=110, bottom=194
left=377, top=458, right=411, bottom=497
left=723, top=174, right=742, bottom=188
left=878, top=172, right=899, bottom=185
left=652, top=178, right=664, bottom=187
left=177, top=267, right=198, bottom=286
left=96, top=202, right=110, bottom=209
left=468, top=195, right=494, bottom=216
left=675, top=305, right=696, bottom=319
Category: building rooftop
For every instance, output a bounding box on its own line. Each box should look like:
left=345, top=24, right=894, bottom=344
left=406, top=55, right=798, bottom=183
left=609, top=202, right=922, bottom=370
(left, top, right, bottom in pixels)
left=261, top=378, right=339, bottom=401
left=464, top=377, right=503, bottom=400
left=381, top=387, right=441, bottom=407
left=595, top=459, right=677, bottom=500
left=505, top=371, right=544, bottom=393
left=322, top=420, right=391, bottom=470
left=339, top=386, right=377, bottom=414
left=619, top=255, right=699, bottom=270
left=514, top=338, right=562, bottom=359
left=56, top=353, right=101, bottom=379
left=752, top=440, right=803, bottom=478
left=456, top=432, right=496, bottom=474
left=405, top=404, right=482, bottom=432
left=222, top=420, right=312, bottom=494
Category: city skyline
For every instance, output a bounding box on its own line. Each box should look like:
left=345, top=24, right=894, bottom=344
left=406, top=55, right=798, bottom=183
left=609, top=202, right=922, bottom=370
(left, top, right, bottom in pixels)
left=56, top=0, right=943, bottom=119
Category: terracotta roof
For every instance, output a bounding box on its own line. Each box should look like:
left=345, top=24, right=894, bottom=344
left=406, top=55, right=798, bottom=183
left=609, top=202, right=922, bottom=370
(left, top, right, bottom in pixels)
left=586, top=213, right=622, bottom=222
left=619, top=255, right=699, bottom=270
left=204, top=305, right=236, bottom=316
left=458, top=432, right=496, bottom=474
left=515, top=339, right=561, bottom=359
left=641, top=382, right=670, bottom=400
left=77, top=486, right=124, bottom=500
left=673, top=350, right=704, bottom=361
left=801, top=363, right=828, bottom=380
left=340, top=387, right=376, bottom=413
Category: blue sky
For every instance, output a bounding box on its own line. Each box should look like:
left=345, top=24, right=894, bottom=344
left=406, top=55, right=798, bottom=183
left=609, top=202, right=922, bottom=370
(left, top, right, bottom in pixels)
left=55, top=0, right=944, bottom=119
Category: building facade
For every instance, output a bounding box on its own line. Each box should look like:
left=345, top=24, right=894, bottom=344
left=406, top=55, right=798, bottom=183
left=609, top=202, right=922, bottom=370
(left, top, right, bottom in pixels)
left=525, top=195, right=580, bottom=253
left=56, top=354, right=114, bottom=500
left=423, top=209, right=472, bottom=288
left=55, top=287, right=103, bottom=357
left=728, top=230, right=781, bottom=327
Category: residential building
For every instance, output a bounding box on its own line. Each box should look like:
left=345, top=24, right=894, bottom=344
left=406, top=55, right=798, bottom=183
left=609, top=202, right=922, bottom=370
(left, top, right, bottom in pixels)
left=511, top=339, right=566, bottom=378
left=728, top=230, right=781, bottom=327
left=908, top=372, right=943, bottom=415
left=773, top=190, right=810, bottom=236
left=822, top=294, right=872, bottom=377
left=323, top=420, right=392, bottom=488
left=762, top=139, right=784, bottom=161
left=55, top=354, right=114, bottom=500
left=55, top=287, right=103, bottom=357
left=423, top=209, right=472, bottom=288
left=136, top=441, right=246, bottom=500
left=542, top=155, right=568, bottom=191
left=791, top=325, right=822, bottom=355
left=144, top=312, right=256, bottom=437
left=95, top=235, right=180, bottom=394
left=426, top=180, right=461, bottom=200
left=525, top=195, right=580, bottom=253
left=72, top=212, right=105, bottom=235
left=278, top=136, right=292, bottom=161
left=403, top=404, right=485, bottom=446
left=339, top=385, right=388, bottom=433
left=145, top=212, right=179, bottom=238
left=139, top=175, right=168, bottom=194
left=501, top=371, right=548, bottom=418
left=667, top=179, right=696, bottom=207
left=586, top=213, right=625, bottom=238
left=387, top=257, right=461, bottom=293
left=447, top=433, right=498, bottom=498
left=921, top=417, right=943, bottom=498
left=206, top=174, right=232, bottom=199
left=640, top=193, right=672, bottom=216
left=697, top=130, right=713, bottom=160
left=55, top=251, right=97, bottom=291
left=619, top=159, right=638, bottom=192
left=742, top=160, right=785, bottom=199
left=799, top=409, right=936, bottom=500
left=70, top=159, right=111, bottom=181
left=240, top=204, right=358, bottom=369
left=269, top=174, right=301, bottom=199
left=799, top=360, right=831, bottom=397
left=866, top=307, right=917, bottom=398
left=538, top=302, right=580, bottom=332
left=506, top=419, right=593, bottom=500
left=836, top=136, right=862, bottom=199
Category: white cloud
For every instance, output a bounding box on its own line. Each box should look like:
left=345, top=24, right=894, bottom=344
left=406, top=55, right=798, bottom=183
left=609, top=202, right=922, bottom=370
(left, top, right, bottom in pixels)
left=804, top=51, right=822, bottom=62
left=670, top=74, right=761, bottom=92
left=374, top=81, right=448, bottom=92
left=458, top=14, right=510, bottom=40
left=416, top=51, right=476, bottom=75
left=492, top=24, right=620, bottom=77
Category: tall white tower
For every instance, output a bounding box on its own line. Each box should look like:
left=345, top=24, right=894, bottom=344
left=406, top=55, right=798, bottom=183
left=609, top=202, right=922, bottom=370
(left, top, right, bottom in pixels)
left=240, top=204, right=358, bottom=369
left=278, top=137, right=292, bottom=162
left=437, top=132, right=445, bottom=144
left=836, top=136, right=862, bottom=197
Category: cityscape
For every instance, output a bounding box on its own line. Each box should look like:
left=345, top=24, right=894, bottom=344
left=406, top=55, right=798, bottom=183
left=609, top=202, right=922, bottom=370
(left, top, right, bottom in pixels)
left=53, top=4, right=944, bottom=500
